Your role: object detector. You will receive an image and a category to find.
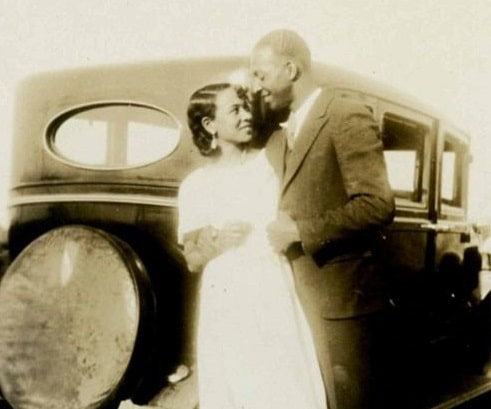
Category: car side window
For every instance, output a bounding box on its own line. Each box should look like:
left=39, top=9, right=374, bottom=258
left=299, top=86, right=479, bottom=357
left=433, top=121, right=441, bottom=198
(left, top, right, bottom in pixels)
left=382, top=113, right=430, bottom=208
left=441, top=132, right=467, bottom=210
left=46, top=103, right=181, bottom=169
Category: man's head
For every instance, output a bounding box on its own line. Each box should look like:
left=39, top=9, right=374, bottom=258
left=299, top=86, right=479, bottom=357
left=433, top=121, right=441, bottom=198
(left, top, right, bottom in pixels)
left=250, top=29, right=311, bottom=112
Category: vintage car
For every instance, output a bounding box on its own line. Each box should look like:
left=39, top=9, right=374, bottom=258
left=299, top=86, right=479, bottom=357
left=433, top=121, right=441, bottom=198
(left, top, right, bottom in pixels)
left=0, top=56, right=489, bottom=409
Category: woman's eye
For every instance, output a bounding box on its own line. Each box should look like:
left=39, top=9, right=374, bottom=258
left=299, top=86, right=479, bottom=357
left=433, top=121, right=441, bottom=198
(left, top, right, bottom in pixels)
left=255, top=73, right=265, bottom=82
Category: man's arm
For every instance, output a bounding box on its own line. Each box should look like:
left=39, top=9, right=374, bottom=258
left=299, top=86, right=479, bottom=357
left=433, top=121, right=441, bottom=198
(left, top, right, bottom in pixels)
left=296, top=102, right=395, bottom=256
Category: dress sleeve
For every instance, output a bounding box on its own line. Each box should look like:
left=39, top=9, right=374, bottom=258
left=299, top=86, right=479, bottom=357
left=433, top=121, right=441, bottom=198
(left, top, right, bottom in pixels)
left=177, top=170, right=209, bottom=244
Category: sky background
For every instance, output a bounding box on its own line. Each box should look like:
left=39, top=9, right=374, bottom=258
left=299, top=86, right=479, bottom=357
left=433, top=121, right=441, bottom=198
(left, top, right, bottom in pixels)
left=0, top=0, right=490, bottom=228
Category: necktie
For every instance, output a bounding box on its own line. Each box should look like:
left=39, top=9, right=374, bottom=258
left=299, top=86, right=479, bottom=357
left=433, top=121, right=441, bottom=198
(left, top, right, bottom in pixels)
left=286, top=112, right=297, bottom=151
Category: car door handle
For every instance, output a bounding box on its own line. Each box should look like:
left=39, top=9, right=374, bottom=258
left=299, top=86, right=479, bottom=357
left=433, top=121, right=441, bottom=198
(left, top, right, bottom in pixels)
left=420, top=223, right=469, bottom=233
left=420, top=223, right=473, bottom=242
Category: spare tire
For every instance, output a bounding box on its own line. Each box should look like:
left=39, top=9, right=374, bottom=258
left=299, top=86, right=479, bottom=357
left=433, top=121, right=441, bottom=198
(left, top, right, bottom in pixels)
left=0, top=225, right=155, bottom=409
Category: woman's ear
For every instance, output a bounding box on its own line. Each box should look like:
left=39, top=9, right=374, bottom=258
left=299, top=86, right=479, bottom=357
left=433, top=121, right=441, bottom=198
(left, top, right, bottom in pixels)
left=201, top=116, right=216, bottom=136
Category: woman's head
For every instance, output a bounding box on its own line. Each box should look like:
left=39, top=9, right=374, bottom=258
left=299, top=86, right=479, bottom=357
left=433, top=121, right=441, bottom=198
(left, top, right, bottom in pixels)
left=187, top=83, right=253, bottom=156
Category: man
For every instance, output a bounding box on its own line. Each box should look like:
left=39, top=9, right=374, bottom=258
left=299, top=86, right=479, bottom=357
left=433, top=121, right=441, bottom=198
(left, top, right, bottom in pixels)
left=250, top=29, right=395, bottom=409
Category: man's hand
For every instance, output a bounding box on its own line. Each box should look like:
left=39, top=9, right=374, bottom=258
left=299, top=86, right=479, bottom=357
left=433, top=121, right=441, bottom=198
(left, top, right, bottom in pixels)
left=267, top=211, right=300, bottom=253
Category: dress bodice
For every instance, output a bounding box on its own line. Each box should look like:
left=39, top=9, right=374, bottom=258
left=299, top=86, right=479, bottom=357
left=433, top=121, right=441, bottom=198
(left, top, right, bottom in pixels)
left=178, top=150, right=279, bottom=257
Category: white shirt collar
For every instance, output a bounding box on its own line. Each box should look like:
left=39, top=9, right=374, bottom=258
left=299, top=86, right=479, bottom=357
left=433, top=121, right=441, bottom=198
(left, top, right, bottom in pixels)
left=281, top=87, right=322, bottom=140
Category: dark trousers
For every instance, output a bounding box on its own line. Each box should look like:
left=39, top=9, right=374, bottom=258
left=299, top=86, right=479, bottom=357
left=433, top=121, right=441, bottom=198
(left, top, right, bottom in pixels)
left=307, top=309, right=397, bottom=409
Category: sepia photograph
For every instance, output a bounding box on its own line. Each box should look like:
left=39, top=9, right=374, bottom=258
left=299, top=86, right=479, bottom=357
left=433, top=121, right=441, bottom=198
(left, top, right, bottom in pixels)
left=0, top=1, right=490, bottom=408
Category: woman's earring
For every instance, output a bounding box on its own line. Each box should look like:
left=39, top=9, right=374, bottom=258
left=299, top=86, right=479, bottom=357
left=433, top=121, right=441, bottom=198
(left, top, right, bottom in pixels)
left=210, top=133, right=218, bottom=150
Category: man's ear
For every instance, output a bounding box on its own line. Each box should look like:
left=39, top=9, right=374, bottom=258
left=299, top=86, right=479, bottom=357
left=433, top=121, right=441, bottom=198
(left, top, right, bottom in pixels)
left=285, top=61, right=300, bottom=81
left=201, top=116, right=216, bottom=136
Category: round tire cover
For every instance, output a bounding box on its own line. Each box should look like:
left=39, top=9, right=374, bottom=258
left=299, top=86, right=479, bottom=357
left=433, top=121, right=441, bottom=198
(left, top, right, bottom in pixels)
left=0, top=226, right=144, bottom=409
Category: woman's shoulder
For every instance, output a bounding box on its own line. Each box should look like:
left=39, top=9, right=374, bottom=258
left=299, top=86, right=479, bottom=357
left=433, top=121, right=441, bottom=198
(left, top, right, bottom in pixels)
left=179, top=166, right=212, bottom=193
left=250, top=147, right=277, bottom=167
left=245, top=147, right=266, bottom=164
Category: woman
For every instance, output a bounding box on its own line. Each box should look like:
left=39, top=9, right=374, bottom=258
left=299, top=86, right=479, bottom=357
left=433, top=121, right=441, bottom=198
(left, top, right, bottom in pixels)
left=178, top=83, right=327, bottom=409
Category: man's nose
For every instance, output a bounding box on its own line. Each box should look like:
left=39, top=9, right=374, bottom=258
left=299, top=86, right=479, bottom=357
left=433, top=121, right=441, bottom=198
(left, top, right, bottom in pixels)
left=251, top=78, right=263, bottom=94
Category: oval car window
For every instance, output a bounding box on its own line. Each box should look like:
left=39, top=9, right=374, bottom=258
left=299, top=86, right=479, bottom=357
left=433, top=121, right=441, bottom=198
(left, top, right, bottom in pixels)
left=49, top=104, right=180, bottom=168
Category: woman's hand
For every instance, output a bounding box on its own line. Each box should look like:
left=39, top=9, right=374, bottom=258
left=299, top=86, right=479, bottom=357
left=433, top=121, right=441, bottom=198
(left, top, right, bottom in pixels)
left=182, top=222, right=252, bottom=273
left=214, top=220, right=252, bottom=252
left=183, top=226, right=219, bottom=273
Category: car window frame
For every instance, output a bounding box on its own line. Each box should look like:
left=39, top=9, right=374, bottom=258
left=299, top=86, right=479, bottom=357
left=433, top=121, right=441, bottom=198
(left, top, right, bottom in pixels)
left=44, top=100, right=182, bottom=171
left=377, top=99, right=436, bottom=220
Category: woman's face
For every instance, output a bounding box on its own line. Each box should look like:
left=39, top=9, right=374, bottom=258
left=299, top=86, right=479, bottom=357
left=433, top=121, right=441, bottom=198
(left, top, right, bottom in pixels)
left=212, top=88, right=253, bottom=146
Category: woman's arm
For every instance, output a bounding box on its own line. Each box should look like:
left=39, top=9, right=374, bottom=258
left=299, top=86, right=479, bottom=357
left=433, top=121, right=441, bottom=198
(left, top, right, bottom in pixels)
left=182, top=226, right=219, bottom=273
left=182, top=221, right=252, bottom=273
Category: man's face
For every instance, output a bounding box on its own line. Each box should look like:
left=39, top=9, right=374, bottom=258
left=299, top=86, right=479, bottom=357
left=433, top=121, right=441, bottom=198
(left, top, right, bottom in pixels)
left=250, top=46, right=294, bottom=112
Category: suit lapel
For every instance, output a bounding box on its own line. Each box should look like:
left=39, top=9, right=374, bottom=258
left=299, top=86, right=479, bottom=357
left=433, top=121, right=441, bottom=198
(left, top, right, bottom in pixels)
left=282, top=89, right=335, bottom=193
left=265, top=128, right=287, bottom=181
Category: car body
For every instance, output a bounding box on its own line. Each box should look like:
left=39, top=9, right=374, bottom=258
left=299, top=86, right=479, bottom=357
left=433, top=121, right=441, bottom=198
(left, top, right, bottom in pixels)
left=0, top=56, right=489, bottom=409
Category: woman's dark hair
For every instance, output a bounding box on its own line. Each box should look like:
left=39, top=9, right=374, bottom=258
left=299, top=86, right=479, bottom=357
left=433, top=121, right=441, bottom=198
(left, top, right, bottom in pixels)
left=187, top=83, right=249, bottom=156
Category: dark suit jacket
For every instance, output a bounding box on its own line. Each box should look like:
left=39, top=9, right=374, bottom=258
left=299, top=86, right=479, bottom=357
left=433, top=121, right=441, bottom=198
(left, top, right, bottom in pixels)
left=266, top=87, right=395, bottom=319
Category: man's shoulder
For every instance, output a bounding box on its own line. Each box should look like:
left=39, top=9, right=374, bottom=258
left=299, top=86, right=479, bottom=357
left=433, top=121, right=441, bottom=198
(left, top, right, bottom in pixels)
left=327, top=93, right=373, bottom=116
left=305, top=87, right=372, bottom=121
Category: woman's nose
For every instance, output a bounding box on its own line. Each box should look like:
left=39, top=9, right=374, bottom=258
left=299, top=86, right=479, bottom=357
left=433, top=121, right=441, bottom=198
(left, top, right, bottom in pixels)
left=241, top=107, right=252, bottom=121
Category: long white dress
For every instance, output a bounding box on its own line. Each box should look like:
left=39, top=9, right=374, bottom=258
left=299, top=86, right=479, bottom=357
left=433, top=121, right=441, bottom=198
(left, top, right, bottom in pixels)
left=178, top=150, right=327, bottom=409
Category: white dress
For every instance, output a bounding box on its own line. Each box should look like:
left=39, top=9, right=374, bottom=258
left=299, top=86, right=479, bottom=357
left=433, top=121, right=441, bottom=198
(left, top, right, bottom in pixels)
left=178, top=150, right=327, bottom=409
